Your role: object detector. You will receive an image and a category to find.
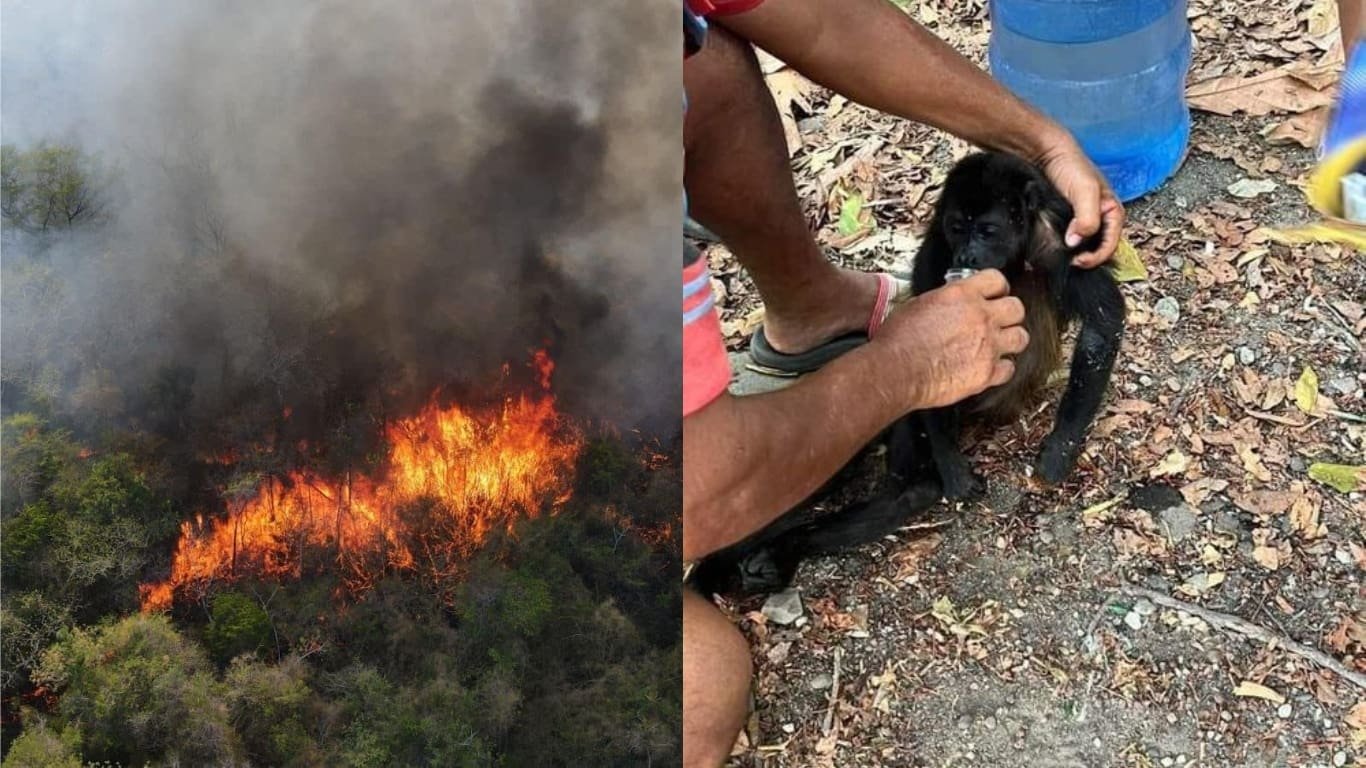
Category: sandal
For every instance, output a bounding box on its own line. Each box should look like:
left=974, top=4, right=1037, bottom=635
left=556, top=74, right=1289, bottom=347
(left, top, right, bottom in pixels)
left=746, top=272, right=913, bottom=376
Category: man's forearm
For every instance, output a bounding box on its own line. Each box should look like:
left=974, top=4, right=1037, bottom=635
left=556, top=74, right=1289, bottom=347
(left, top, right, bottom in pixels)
left=682, top=343, right=912, bottom=562
left=720, top=0, right=1070, bottom=161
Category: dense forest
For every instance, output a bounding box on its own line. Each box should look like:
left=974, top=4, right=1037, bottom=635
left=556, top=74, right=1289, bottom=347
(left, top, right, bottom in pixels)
left=0, top=143, right=683, bottom=766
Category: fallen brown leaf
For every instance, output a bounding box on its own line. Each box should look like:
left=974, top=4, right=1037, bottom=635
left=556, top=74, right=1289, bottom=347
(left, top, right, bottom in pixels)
left=1230, top=489, right=1296, bottom=517
left=1236, top=442, right=1274, bottom=483
left=1265, top=107, right=1328, bottom=148
left=1252, top=544, right=1282, bottom=570
left=1233, top=680, right=1285, bottom=703
left=766, top=68, right=813, bottom=156
left=1187, top=65, right=1337, bottom=116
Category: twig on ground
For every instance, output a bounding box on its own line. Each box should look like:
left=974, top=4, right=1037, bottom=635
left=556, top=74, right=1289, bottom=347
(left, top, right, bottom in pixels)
left=1117, top=585, right=1366, bottom=691
left=822, top=647, right=843, bottom=735
left=896, top=518, right=956, bottom=532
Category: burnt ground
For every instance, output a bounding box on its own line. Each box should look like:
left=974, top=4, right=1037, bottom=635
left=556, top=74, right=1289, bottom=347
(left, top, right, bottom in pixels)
left=697, top=1, right=1365, bottom=766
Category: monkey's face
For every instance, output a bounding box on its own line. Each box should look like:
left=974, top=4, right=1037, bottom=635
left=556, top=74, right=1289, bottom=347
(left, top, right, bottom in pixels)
left=941, top=198, right=1029, bottom=272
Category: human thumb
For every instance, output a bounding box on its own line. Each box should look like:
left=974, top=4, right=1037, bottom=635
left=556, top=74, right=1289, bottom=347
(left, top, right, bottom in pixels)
left=1066, top=188, right=1101, bottom=248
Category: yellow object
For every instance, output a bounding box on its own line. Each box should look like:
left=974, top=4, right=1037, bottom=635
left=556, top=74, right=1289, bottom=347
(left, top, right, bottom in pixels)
left=1307, top=137, right=1366, bottom=219
left=1259, top=138, right=1366, bottom=251
left=1108, top=238, right=1148, bottom=282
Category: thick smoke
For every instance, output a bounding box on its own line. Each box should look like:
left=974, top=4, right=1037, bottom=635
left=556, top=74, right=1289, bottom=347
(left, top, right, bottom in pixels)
left=1, top=0, right=680, bottom=450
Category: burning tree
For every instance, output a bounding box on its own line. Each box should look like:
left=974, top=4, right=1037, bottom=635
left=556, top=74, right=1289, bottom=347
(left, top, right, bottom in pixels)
left=139, top=351, right=584, bottom=612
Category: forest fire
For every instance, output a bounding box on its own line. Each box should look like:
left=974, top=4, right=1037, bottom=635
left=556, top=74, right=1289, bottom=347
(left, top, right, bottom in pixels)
left=139, top=351, right=583, bottom=612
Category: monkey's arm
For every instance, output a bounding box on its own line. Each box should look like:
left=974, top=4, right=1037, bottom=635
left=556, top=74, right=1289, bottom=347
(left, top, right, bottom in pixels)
left=1036, top=267, right=1124, bottom=483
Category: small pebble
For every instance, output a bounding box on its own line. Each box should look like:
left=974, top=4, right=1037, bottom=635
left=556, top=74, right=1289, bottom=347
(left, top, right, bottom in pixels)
left=1166, top=712, right=1178, bottom=724
left=809, top=672, right=833, bottom=691
left=782, top=723, right=795, bottom=734
left=1237, top=346, right=1256, bottom=365
left=1166, top=254, right=1185, bottom=269
left=1335, top=750, right=1348, bottom=766
left=984, top=716, right=997, bottom=730
left=1277, top=703, right=1292, bottom=719
left=1134, top=599, right=1157, bottom=617
left=1124, top=611, right=1144, bottom=630
left=1161, top=758, right=1174, bottom=767
left=1290, top=456, right=1308, bottom=473
left=1154, top=296, right=1181, bottom=323
left=762, top=589, right=803, bottom=625
left=1140, top=374, right=1154, bottom=387
left=1176, top=756, right=1186, bottom=766
left=1328, top=376, right=1360, bottom=397
left=1338, top=549, right=1355, bottom=565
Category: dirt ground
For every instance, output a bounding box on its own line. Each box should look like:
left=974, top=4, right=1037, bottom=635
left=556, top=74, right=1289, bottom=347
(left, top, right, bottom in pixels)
left=694, top=1, right=1366, bottom=766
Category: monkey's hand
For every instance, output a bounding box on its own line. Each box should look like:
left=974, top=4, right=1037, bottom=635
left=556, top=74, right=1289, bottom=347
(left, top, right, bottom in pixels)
left=939, top=453, right=985, bottom=500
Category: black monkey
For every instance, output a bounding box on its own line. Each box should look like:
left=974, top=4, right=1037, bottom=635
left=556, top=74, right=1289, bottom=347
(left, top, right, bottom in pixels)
left=690, top=151, right=1125, bottom=599
left=906, top=151, right=1125, bottom=498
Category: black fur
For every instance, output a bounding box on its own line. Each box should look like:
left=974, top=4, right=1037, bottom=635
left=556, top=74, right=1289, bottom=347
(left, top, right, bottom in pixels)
left=690, top=152, right=1125, bottom=599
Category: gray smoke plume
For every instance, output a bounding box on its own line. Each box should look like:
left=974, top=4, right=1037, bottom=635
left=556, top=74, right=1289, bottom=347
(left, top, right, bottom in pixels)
left=1, top=0, right=680, bottom=450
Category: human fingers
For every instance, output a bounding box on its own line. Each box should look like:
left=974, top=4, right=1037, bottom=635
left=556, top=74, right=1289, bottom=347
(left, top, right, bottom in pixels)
left=995, top=325, right=1030, bottom=357
left=961, top=268, right=1009, bottom=298
left=986, top=294, right=1026, bottom=329
left=1063, top=174, right=1102, bottom=249
left=988, top=358, right=1017, bottom=388
left=1071, top=197, right=1124, bottom=268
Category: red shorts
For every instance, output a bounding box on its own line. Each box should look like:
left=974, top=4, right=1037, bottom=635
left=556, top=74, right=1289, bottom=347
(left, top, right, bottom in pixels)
left=683, top=252, right=730, bottom=418
left=686, top=0, right=767, bottom=17
left=683, top=0, right=766, bottom=417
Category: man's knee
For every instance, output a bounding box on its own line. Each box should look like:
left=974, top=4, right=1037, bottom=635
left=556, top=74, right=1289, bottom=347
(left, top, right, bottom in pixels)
left=684, top=588, right=752, bottom=768
left=684, top=24, right=768, bottom=150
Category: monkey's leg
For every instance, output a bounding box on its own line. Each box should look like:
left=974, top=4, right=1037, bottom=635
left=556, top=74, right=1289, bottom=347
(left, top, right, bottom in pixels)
left=737, top=480, right=943, bottom=595
left=1037, top=269, right=1124, bottom=483
left=701, top=481, right=943, bottom=597
left=885, top=413, right=933, bottom=485
left=919, top=407, right=982, bottom=499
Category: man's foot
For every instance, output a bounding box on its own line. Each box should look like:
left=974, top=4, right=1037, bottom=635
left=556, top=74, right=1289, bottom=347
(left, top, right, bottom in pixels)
left=748, top=269, right=912, bottom=374
left=760, top=269, right=879, bottom=354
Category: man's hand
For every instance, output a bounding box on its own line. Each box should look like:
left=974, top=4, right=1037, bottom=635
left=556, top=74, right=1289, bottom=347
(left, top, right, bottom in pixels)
left=872, top=269, right=1029, bottom=411
left=1033, top=137, right=1124, bottom=269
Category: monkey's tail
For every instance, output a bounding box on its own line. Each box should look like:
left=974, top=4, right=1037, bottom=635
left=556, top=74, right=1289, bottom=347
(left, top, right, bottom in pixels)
left=778, top=479, right=944, bottom=557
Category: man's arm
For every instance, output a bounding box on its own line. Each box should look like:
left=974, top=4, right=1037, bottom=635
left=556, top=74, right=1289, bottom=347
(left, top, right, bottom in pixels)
left=714, top=0, right=1123, bottom=266
left=718, top=0, right=1060, bottom=162
left=683, top=344, right=902, bottom=563
left=682, top=270, right=1028, bottom=562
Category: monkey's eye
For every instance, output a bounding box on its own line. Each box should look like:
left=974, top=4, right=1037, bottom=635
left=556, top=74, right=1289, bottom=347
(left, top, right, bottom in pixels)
left=978, top=223, right=999, bottom=237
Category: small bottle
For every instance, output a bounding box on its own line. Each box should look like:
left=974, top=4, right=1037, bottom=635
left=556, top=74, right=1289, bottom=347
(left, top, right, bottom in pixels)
left=944, top=268, right=978, bottom=282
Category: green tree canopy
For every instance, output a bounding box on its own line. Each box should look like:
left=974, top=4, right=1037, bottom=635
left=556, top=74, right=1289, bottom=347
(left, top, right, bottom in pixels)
left=35, top=613, right=242, bottom=766
left=205, top=591, right=274, bottom=664
left=1, top=143, right=108, bottom=232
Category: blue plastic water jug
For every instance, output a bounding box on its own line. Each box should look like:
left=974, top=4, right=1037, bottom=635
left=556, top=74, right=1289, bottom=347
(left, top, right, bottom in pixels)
left=988, top=0, right=1192, bottom=202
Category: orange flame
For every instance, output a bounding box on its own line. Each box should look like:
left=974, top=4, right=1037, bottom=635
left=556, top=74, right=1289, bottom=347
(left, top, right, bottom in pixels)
left=140, top=352, right=582, bottom=612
